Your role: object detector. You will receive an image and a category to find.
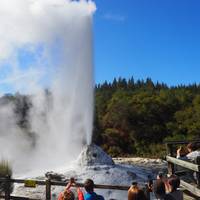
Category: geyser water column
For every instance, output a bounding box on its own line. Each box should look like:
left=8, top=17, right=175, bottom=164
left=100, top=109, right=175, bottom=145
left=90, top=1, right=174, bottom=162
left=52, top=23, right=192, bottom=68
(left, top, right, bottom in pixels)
left=0, top=0, right=96, bottom=174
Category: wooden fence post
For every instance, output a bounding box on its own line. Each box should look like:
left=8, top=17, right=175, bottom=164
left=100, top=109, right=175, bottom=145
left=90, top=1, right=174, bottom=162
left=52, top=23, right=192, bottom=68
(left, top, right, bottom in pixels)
left=5, top=175, right=11, bottom=200
left=168, top=162, right=175, bottom=176
left=166, top=143, right=173, bottom=156
left=46, top=176, right=51, bottom=200
left=166, top=143, right=175, bottom=175
left=195, top=156, right=200, bottom=187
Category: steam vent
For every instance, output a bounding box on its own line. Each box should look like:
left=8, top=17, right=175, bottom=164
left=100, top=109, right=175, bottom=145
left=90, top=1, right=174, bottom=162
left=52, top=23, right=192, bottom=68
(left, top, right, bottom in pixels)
left=77, top=144, right=115, bottom=166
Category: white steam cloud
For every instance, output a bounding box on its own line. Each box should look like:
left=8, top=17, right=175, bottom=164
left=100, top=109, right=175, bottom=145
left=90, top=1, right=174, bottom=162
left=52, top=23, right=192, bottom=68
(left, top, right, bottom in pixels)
left=0, top=0, right=96, bottom=175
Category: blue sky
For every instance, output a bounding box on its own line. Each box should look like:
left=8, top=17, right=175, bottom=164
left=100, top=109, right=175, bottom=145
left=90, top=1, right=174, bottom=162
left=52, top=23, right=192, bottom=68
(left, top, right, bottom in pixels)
left=0, top=0, right=200, bottom=95
left=93, top=0, right=200, bottom=86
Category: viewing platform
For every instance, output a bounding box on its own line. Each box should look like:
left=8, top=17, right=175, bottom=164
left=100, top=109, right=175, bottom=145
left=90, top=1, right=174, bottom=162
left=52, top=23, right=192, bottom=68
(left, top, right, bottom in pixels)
left=166, top=139, right=200, bottom=199
left=1, top=140, right=200, bottom=199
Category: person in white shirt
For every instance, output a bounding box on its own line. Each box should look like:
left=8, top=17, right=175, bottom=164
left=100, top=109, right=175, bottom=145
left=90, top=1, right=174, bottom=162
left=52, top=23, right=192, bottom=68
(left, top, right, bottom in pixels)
left=186, top=142, right=200, bottom=161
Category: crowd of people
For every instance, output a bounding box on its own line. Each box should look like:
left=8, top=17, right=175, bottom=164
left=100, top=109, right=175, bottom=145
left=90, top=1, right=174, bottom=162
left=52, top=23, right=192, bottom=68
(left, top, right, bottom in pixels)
left=58, top=142, right=200, bottom=200
left=58, top=178, right=104, bottom=200
left=128, top=173, right=183, bottom=200
left=57, top=174, right=183, bottom=200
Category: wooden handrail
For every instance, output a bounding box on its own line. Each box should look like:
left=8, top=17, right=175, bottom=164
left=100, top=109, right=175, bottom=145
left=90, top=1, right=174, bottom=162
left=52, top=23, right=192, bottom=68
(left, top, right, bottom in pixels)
left=166, top=156, right=200, bottom=172
left=0, top=177, right=132, bottom=200
left=165, top=140, right=200, bottom=197
left=180, top=180, right=200, bottom=197
left=0, top=178, right=130, bottom=191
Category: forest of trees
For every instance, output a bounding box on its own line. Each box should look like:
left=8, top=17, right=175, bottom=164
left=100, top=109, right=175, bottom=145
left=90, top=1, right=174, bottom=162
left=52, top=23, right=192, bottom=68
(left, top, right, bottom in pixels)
left=1, top=77, right=200, bottom=158
left=93, top=77, right=200, bottom=157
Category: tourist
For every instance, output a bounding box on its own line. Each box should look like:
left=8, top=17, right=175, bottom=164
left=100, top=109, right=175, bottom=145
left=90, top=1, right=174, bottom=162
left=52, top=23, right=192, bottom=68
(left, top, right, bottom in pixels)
left=153, top=179, right=166, bottom=199
left=128, top=182, right=139, bottom=200
left=147, top=175, right=153, bottom=192
left=156, top=172, right=166, bottom=182
left=156, top=172, right=170, bottom=193
left=84, top=179, right=105, bottom=200
left=175, top=143, right=200, bottom=183
left=58, top=189, right=75, bottom=200
left=58, top=178, right=84, bottom=200
left=186, top=142, right=200, bottom=161
left=164, top=175, right=183, bottom=200
left=128, top=182, right=147, bottom=200
left=176, top=146, right=188, bottom=160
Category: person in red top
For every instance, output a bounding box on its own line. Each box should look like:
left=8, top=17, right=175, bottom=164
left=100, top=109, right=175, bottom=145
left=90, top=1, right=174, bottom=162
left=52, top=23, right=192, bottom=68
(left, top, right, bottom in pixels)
left=77, top=187, right=84, bottom=200
left=58, top=178, right=84, bottom=200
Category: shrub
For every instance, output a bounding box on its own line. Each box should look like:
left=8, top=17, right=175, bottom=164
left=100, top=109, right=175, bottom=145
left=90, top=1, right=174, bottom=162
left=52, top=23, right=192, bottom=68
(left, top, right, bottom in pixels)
left=107, top=146, right=122, bottom=157
left=134, top=142, right=166, bottom=158
left=0, top=160, right=13, bottom=194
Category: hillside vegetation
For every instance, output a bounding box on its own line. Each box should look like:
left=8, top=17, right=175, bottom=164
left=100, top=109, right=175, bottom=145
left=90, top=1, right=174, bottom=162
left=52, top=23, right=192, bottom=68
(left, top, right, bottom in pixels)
left=1, top=77, right=200, bottom=158
left=93, top=77, right=200, bottom=157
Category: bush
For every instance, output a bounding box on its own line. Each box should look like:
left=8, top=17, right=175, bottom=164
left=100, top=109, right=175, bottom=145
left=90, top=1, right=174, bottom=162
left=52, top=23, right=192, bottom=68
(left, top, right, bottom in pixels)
left=134, top=142, right=166, bottom=158
left=107, top=146, right=122, bottom=157
left=0, top=160, right=13, bottom=194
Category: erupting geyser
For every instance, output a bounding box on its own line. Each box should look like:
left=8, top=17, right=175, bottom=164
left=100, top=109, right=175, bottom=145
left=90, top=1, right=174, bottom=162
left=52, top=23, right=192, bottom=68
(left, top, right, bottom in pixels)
left=0, top=0, right=96, bottom=175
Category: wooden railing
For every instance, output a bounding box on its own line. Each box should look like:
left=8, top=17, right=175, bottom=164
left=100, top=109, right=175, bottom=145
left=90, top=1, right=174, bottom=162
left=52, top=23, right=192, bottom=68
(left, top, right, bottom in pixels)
left=165, top=140, right=200, bottom=197
left=0, top=176, right=130, bottom=200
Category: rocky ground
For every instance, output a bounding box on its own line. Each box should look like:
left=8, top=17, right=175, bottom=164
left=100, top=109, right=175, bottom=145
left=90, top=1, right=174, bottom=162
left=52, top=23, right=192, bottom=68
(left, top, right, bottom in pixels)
left=113, top=157, right=168, bottom=177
